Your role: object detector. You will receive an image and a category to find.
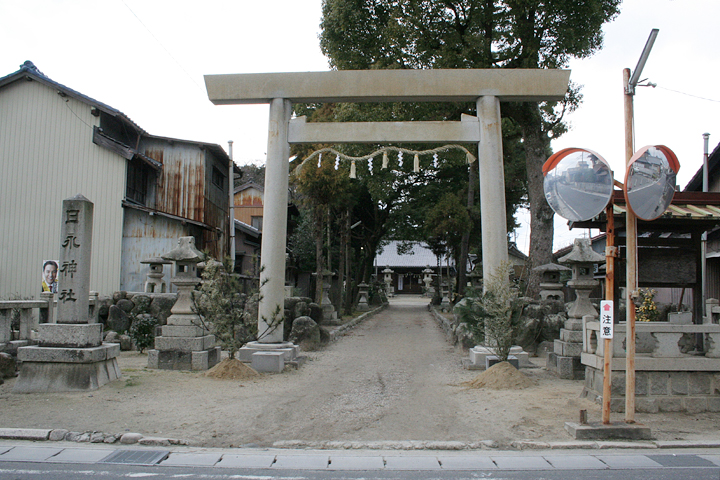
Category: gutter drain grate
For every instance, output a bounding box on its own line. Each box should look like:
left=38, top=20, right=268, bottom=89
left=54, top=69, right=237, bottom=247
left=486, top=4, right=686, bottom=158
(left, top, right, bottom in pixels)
left=100, top=449, right=170, bottom=465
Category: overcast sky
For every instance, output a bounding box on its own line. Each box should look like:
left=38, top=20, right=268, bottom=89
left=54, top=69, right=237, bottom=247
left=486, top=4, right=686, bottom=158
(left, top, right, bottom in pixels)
left=3, top=0, right=719, bottom=253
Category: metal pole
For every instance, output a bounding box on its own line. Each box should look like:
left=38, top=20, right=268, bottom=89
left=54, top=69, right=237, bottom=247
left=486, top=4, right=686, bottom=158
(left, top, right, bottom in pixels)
left=228, top=140, right=236, bottom=272
left=602, top=200, right=616, bottom=424
left=624, top=67, right=638, bottom=423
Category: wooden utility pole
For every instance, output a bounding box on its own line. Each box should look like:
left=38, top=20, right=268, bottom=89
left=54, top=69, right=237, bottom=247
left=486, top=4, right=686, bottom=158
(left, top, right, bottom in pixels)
left=622, top=28, right=658, bottom=424
left=623, top=67, right=638, bottom=423
left=602, top=200, right=616, bottom=424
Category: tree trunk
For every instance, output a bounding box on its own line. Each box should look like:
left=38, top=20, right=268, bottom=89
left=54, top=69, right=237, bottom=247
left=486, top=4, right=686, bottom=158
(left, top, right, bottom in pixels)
left=458, top=159, right=477, bottom=297
left=314, top=207, right=325, bottom=304
left=523, top=123, right=554, bottom=298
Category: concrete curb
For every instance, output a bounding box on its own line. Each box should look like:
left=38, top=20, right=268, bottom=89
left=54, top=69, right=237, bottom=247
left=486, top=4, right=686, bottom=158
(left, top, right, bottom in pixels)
left=271, top=439, right=720, bottom=451
left=0, top=429, right=718, bottom=451
left=326, top=303, right=388, bottom=343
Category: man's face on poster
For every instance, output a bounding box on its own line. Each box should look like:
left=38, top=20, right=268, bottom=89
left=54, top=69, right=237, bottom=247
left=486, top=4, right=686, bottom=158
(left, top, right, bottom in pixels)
left=43, top=263, right=57, bottom=285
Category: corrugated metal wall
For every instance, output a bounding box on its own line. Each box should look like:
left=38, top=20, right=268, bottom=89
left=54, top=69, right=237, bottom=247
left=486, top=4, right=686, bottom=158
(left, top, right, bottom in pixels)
left=144, top=140, right=205, bottom=222
left=120, top=208, right=198, bottom=292
left=0, top=80, right=126, bottom=299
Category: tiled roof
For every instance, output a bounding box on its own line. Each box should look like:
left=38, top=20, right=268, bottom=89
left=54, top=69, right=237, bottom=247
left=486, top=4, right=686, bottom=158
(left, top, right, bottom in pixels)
left=374, top=241, right=441, bottom=268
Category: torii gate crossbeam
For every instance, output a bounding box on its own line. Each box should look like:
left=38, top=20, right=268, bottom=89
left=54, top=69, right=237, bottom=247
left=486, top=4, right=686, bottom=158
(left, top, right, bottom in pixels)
left=205, top=69, right=570, bottom=343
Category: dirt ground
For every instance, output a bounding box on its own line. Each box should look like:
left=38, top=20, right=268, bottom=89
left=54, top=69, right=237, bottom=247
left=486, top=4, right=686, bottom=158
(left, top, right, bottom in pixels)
left=1, top=296, right=718, bottom=449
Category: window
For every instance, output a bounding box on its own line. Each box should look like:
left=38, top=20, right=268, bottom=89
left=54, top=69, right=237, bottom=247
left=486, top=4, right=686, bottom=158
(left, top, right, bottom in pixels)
left=126, top=160, right=153, bottom=205
left=212, top=166, right=226, bottom=191
left=251, top=216, right=263, bottom=231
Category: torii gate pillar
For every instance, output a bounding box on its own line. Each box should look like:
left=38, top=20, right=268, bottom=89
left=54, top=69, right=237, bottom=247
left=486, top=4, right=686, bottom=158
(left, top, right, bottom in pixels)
left=205, top=69, right=570, bottom=344
left=258, top=98, right=292, bottom=342
left=477, top=96, right=507, bottom=279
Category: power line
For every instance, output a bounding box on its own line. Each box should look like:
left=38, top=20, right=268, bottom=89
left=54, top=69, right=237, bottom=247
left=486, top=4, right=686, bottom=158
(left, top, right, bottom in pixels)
left=119, top=0, right=203, bottom=92
left=656, top=85, right=720, bottom=103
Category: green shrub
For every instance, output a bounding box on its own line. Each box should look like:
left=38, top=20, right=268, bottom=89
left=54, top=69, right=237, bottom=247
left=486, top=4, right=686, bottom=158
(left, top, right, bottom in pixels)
left=128, top=314, right=158, bottom=353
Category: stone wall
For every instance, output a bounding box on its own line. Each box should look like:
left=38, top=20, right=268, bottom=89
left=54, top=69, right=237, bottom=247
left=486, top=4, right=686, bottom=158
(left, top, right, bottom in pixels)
left=582, top=367, right=720, bottom=413
left=99, top=292, right=178, bottom=350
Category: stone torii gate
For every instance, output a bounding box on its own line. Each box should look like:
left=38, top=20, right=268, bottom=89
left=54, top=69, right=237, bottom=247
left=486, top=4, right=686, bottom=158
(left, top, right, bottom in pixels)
left=205, top=69, right=570, bottom=345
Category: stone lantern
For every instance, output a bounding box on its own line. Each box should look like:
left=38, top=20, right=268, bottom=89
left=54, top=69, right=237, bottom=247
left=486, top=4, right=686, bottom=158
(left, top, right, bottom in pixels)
left=422, top=267, right=435, bottom=297
left=559, top=239, right=605, bottom=320
left=141, top=256, right=171, bottom=293
left=532, top=263, right=571, bottom=301
left=356, top=282, right=370, bottom=311
left=548, top=238, right=605, bottom=379
left=314, top=269, right=337, bottom=321
left=148, top=236, right=221, bottom=371
left=382, top=267, right=395, bottom=297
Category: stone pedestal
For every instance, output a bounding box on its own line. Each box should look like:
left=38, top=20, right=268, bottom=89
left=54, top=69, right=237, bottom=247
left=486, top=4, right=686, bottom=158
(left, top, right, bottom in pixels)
left=147, top=236, right=220, bottom=372
left=467, top=345, right=529, bottom=369
left=237, top=341, right=300, bottom=373
left=14, top=195, right=120, bottom=393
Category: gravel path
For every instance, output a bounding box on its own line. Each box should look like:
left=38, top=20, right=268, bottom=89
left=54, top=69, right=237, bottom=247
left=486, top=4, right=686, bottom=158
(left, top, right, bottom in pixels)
left=1, top=296, right=718, bottom=449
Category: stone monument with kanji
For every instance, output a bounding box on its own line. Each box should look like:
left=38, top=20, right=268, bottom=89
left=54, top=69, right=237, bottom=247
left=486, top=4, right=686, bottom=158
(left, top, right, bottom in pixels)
left=14, top=194, right=121, bottom=393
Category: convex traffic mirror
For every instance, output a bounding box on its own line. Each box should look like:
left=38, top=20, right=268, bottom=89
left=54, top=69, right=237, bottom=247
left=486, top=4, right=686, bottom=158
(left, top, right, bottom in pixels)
left=543, top=148, right=614, bottom=222
left=624, top=145, right=679, bottom=221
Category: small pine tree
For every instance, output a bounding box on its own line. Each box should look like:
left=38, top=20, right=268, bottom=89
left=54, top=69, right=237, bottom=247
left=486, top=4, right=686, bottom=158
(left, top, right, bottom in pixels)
left=455, top=263, right=525, bottom=362
left=192, top=258, right=282, bottom=359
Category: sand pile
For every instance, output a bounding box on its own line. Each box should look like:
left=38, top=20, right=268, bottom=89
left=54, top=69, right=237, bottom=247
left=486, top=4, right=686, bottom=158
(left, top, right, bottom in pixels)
left=462, top=361, right=537, bottom=390
left=204, top=358, right=260, bottom=380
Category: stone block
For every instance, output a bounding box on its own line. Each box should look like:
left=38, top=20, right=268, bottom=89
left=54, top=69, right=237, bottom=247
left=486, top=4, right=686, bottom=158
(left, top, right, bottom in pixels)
left=565, top=422, right=651, bottom=440
left=154, top=335, right=215, bottom=353
left=486, top=355, right=519, bottom=369
left=561, top=329, right=584, bottom=343
left=610, top=399, right=625, bottom=413
left=192, top=350, right=209, bottom=371
left=555, top=339, right=582, bottom=357
left=0, top=313, right=11, bottom=343
left=147, top=349, right=159, bottom=369
left=0, top=352, right=16, bottom=378
left=611, top=372, right=626, bottom=397
left=17, top=344, right=120, bottom=363
left=49, top=429, right=69, bottom=441
left=635, top=372, right=648, bottom=396
left=38, top=323, right=103, bottom=348
left=251, top=351, right=285, bottom=373
left=707, top=397, right=720, bottom=412
left=565, top=318, right=584, bottom=331
left=689, top=373, right=711, bottom=395
left=166, top=314, right=202, bottom=327
left=658, top=397, right=684, bottom=412
left=12, top=357, right=121, bottom=393
left=671, top=372, right=689, bottom=395
left=237, top=342, right=299, bottom=362
left=469, top=346, right=492, bottom=365
left=649, top=372, right=670, bottom=395
left=151, top=350, right=193, bottom=370
left=685, top=397, right=709, bottom=414
left=191, top=347, right=221, bottom=371
left=635, top=397, right=659, bottom=413
left=651, top=332, right=683, bottom=357
left=555, top=356, right=576, bottom=379
left=161, top=325, right=208, bottom=337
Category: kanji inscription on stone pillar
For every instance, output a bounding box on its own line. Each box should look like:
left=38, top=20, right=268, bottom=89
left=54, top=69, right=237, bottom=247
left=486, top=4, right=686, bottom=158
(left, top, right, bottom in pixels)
left=56, top=194, right=93, bottom=324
